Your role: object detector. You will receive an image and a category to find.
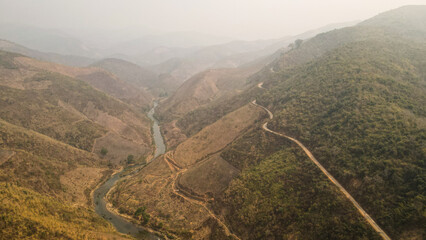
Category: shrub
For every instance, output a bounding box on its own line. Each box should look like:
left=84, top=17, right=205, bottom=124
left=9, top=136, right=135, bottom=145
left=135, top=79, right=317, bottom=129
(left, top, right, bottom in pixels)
left=100, top=147, right=108, bottom=156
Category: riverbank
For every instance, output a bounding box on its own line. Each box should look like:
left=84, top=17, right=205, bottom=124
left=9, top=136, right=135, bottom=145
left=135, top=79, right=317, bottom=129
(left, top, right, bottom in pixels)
left=93, top=103, right=167, bottom=240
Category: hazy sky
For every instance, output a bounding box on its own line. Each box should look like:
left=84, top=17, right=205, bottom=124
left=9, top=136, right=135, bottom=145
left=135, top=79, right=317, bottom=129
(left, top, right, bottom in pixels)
left=1, top=0, right=425, bottom=40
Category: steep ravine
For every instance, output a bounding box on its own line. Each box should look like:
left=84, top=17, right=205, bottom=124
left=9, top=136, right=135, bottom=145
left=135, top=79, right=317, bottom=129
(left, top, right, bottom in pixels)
left=93, top=103, right=166, bottom=240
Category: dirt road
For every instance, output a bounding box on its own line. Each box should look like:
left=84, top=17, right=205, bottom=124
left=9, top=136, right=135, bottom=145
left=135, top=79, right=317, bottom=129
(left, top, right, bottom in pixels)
left=163, top=152, right=241, bottom=240
left=251, top=91, right=391, bottom=240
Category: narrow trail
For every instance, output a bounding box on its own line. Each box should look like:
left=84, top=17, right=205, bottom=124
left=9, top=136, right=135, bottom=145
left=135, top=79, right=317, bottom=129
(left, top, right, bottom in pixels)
left=0, top=150, right=15, bottom=166
left=252, top=82, right=391, bottom=240
left=91, top=132, right=110, bottom=153
left=163, top=152, right=241, bottom=240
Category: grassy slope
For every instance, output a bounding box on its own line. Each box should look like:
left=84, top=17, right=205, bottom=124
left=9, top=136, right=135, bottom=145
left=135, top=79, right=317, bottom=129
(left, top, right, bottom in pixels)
left=0, top=183, right=128, bottom=240
left=0, top=119, right=127, bottom=239
left=175, top=86, right=261, bottom=138
left=257, top=39, right=425, bottom=238
left=174, top=104, right=264, bottom=167
left=0, top=118, right=104, bottom=197
left=0, top=80, right=106, bottom=152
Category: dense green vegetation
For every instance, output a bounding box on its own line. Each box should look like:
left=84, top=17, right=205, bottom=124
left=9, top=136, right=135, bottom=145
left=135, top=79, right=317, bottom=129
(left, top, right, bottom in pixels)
left=220, top=147, right=380, bottom=239
left=214, top=126, right=379, bottom=239
left=208, top=7, right=426, bottom=239
left=134, top=206, right=151, bottom=225
left=360, top=5, right=426, bottom=39
left=100, top=147, right=108, bottom=156
left=220, top=127, right=286, bottom=170
left=257, top=39, right=425, bottom=238
left=270, top=6, right=426, bottom=73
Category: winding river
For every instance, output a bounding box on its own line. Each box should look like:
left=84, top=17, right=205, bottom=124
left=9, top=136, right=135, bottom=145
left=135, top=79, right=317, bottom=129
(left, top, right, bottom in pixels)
left=94, top=103, right=165, bottom=240
left=147, top=102, right=166, bottom=158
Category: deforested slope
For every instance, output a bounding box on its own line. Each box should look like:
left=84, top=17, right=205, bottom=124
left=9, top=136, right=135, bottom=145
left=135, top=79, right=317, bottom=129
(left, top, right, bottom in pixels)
left=14, top=55, right=153, bottom=107
left=156, top=65, right=261, bottom=122
left=0, top=119, right=127, bottom=239
left=0, top=51, right=153, bottom=163
left=173, top=104, right=264, bottom=167
left=0, top=51, right=151, bottom=238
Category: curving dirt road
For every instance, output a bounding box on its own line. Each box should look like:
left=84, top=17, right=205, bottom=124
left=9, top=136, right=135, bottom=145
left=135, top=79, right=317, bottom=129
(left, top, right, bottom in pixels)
left=252, top=83, right=391, bottom=240
left=160, top=77, right=390, bottom=239
left=163, top=152, right=241, bottom=240
left=0, top=150, right=15, bottom=166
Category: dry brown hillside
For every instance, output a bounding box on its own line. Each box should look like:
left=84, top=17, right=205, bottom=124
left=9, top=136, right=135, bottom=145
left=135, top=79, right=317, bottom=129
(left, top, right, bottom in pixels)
left=0, top=119, right=106, bottom=206
left=173, top=104, right=264, bottom=167
left=0, top=51, right=153, bottom=165
left=157, top=65, right=262, bottom=121
left=15, top=56, right=153, bottom=107
left=156, top=63, right=267, bottom=150
left=91, top=58, right=158, bottom=89
left=0, top=119, right=130, bottom=239
left=108, top=103, right=265, bottom=239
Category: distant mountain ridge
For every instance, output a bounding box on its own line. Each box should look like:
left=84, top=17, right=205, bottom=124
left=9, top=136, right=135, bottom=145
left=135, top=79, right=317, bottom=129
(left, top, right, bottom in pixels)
left=0, top=38, right=95, bottom=67
left=91, top=58, right=158, bottom=89
left=360, top=5, right=426, bottom=37
left=0, top=24, right=98, bottom=57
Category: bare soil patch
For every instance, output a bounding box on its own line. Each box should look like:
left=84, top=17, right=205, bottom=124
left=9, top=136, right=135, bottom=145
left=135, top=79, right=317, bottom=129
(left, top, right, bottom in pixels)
left=174, top=104, right=263, bottom=166
left=93, top=132, right=150, bottom=165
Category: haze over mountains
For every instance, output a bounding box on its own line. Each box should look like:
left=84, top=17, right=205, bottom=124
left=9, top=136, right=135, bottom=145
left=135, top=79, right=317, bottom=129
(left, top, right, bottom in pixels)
left=0, top=2, right=425, bottom=240
left=0, top=20, right=358, bottom=96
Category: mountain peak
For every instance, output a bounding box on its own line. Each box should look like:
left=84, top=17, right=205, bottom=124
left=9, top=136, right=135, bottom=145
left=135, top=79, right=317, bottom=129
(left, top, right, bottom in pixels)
left=359, top=5, right=426, bottom=35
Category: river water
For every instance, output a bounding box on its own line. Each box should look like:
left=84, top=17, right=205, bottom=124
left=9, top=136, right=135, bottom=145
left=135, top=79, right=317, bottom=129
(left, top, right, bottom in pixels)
left=93, top=103, right=165, bottom=240
left=147, top=102, right=166, bottom=158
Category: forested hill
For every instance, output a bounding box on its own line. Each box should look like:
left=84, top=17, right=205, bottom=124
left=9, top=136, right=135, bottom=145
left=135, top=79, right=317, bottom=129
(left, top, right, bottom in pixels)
left=265, top=5, right=426, bottom=73
left=216, top=5, right=425, bottom=240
